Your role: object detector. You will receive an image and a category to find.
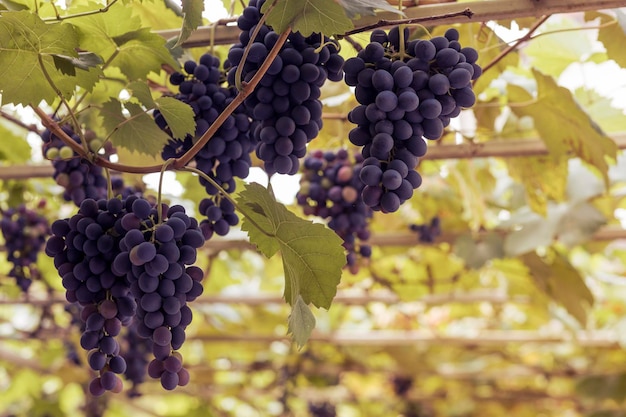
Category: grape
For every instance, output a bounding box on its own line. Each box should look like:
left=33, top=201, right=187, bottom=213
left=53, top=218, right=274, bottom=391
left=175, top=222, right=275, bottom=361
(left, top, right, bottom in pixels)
left=297, top=150, right=373, bottom=273
left=410, top=216, right=442, bottom=243
left=225, top=2, right=344, bottom=175
left=40, top=122, right=108, bottom=206
left=2, top=202, right=49, bottom=292
left=342, top=27, right=481, bottom=212
left=46, top=197, right=139, bottom=395
left=112, top=199, right=205, bottom=390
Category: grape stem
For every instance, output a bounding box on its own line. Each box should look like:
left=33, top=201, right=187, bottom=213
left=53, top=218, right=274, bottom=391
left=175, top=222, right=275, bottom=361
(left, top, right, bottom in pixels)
left=180, top=166, right=276, bottom=239
left=339, top=8, right=474, bottom=37
left=157, top=158, right=177, bottom=225
left=31, top=27, right=291, bottom=175
left=480, top=15, right=550, bottom=76
left=234, top=3, right=275, bottom=91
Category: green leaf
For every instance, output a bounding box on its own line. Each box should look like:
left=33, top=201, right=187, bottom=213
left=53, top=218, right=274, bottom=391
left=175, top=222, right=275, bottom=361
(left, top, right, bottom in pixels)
left=287, top=295, right=316, bottom=348
left=51, top=52, right=103, bottom=76
left=586, top=11, right=626, bottom=68
left=126, top=81, right=156, bottom=108
left=154, top=97, right=196, bottom=140
left=100, top=99, right=172, bottom=156
left=175, top=0, right=205, bottom=47
left=0, top=122, right=32, bottom=163
left=238, top=182, right=346, bottom=309
left=508, top=69, right=618, bottom=186
left=453, top=232, right=505, bottom=269
left=554, top=202, right=606, bottom=247
left=261, top=0, right=353, bottom=37
left=69, top=3, right=177, bottom=80
left=111, top=28, right=178, bottom=80
left=503, top=205, right=565, bottom=256
left=0, top=11, right=100, bottom=105
left=521, top=250, right=594, bottom=325
left=524, top=18, right=593, bottom=77
left=507, top=156, right=568, bottom=215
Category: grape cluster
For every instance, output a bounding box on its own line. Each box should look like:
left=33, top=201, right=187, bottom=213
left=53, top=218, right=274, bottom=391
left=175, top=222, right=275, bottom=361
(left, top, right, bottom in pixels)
left=308, top=402, right=336, bottom=417
left=121, top=319, right=153, bottom=397
left=45, top=198, right=137, bottom=395
left=0, top=202, right=49, bottom=291
left=158, top=54, right=256, bottom=194
left=410, top=216, right=441, bottom=243
left=111, top=199, right=204, bottom=390
left=41, top=123, right=108, bottom=206
left=155, top=53, right=256, bottom=238
left=46, top=196, right=204, bottom=395
left=225, top=0, right=344, bottom=175
left=343, top=27, right=481, bottom=212
left=297, top=150, right=373, bottom=273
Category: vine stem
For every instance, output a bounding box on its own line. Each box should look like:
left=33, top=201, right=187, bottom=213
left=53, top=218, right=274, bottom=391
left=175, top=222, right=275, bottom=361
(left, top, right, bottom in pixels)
left=480, top=15, right=551, bottom=75
left=234, top=4, right=274, bottom=91
left=340, top=8, right=473, bottom=37
left=31, top=27, right=291, bottom=175
left=172, top=26, right=291, bottom=169
left=42, top=0, right=118, bottom=21
left=180, top=166, right=275, bottom=239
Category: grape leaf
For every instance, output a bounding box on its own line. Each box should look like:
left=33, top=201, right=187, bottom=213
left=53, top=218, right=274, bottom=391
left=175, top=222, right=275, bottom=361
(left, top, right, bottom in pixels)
left=69, top=3, right=177, bottom=80
left=507, top=156, right=568, bottom=216
left=100, top=99, right=172, bottom=156
left=586, top=11, right=626, bottom=68
left=524, top=19, right=593, bottom=77
left=521, top=250, right=593, bottom=325
left=335, top=0, right=404, bottom=18
left=0, top=11, right=100, bottom=106
left=261, top=0, right=353, bottom=37
left=51, top=52, right=103, bottom=76
left=175, top=0, right=204, bottom=47
left=154, top=97, right=196, bottom=140
left=288, top=295, right=317, bottom=347
left=125, top=81, right=195, bottom=140
left=0, top=122, right=32, bottom=163
left=238, top=182, right=345, bottom=309
left=508, top=69, right=617, bottom=186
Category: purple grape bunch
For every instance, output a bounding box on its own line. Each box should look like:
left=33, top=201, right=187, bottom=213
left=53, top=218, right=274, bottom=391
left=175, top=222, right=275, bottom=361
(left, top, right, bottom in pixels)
left=297, top=150, right=373, bottom=273
left=224, top=0, right=344, bottom=175
left=45, top=198, right=138, bottom=396
left=41, top=123, right=108, bottom=206
left=0, top=202, right=49, bottom=292
left=111, top=198, right=204, bottom=390
left=46, top=196, right=205, bottom=395
left=155, top=53, right=256, bottom=239
left=343, top=27, right=481, bottom=212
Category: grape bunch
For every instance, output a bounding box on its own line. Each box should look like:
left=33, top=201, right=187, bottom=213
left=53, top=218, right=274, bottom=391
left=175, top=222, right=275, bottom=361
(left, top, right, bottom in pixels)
left=41, top=123, right=108, bottom=206
left=111, top=198, right=204, bottom=390
left=410, top=216, right=441, bottom=243
left=46, top=196, right=205, bottom=395
left=121, top=319, right=153, bottom=397
left=0, top=202, right=49, bottom=292
left=225, top=0, right=344, bottom=175
left=308, top=402, right=336, bottom=417
left=155, top=53, right=256, bottom=238
left=343, top=27, right=481, bottom=212
left=45, top=198, right=138, bottom=395
left=297, top=150, right=373, bottom=273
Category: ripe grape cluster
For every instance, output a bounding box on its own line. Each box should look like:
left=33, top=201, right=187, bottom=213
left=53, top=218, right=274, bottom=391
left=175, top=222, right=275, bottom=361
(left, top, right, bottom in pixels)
left=112, top=198, right=204, bottom=390
left=410, top=216, right=441, bottom=243
left=297, top=150, right=373, bottom=273
left=45, top=196, right=204, bottom=395
left=343, top=27, right=481, bottom=212
left=41, top=123, right=108, bottom=206
left=0, top=202, right=49, bottom=291
left=225, top=0, right=344, bottom=175
left=308, top=402, right=337, bottom=417
left=155, top=53, right=255, bottom=239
